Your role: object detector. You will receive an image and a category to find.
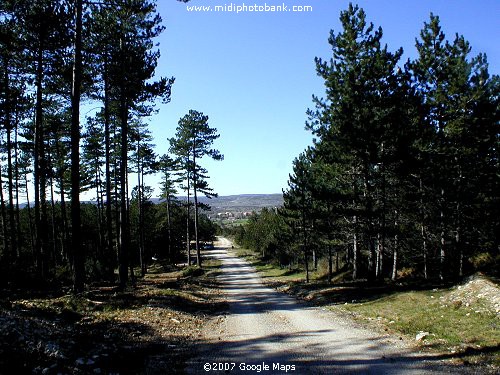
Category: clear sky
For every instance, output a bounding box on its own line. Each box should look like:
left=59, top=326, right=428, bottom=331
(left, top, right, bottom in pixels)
left=143, top=0, right=499, bottom=197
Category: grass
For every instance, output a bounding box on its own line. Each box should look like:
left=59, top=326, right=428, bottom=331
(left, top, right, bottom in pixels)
left=233, top=247, right=307, bottom=281
left=337, top=289, right=499, bottom=367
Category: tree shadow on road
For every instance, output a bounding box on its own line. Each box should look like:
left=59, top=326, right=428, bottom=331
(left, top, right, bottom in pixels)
left=187, top=329, right=484, bottom=374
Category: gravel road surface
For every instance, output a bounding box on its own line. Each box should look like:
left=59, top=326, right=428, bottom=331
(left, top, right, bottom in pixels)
left=186, top=237, right=466, bottom=374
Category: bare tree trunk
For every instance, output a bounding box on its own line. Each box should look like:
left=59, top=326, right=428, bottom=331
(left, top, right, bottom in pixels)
left=0, top=164, right=7, bottom=254
left=114, top=137, right=121, bottom=272
left=118, top=37, right=130, bottom=289
left=456, top=162, right=463, bottom=278
left=59, top=178, right=68, bottom=262
left=392, top=210, right=398, bottom=281
left=302, top=205, right=309, bottom=283
left=4, top=61, right=17, bottom=260
left=192, top=145, right=202, bottom=267
left=104, top=58, right=114, bottom=274
left=439, top=188, right=445, bottom=281
left=95, top=163, right=103, bottom=257
left=328, top=245, right=332, bottom=284
left=166, top=191, right=172, bottom=261
left=14, top=121, right=21, bottom=257
left=49, top=167, right=57, bottom=264
left=25, top=178, right=35, bottom=257
left=352, top=215, right=358, bottom=280
left=34, top=42, right=44, bottom=277
left=140, top=164, right=146, bottom=274
left=71, top=0, right=84, bottom=292
left=376, top=231, right=382, bottom=279
left=457, top=201, right=463, bottom=277
left=336, top=250, right=339, bottom=272
left=419, top=177, right=428, bottom=280
left=186, top=172, right=191, bottom=266
left=137, top=141, right=145, bottom=276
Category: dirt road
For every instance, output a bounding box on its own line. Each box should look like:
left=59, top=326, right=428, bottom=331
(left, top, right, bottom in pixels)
left=186, top=237, right=463, bottom=374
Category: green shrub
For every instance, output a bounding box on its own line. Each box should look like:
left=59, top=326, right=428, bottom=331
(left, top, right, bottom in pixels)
left=181, top=266, right=204, bottom=277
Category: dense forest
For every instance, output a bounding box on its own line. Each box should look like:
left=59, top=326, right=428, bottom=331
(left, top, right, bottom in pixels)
left=0, top=0, right=220, bottom=293
left=232, top=5, right=499, bottom=283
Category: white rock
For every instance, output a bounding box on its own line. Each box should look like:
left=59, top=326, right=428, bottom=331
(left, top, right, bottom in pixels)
left=415, top=331, right=429, bottom=341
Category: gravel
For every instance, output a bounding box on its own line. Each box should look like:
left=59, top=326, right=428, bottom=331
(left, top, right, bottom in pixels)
left=186, top=237, right=471, bottom=374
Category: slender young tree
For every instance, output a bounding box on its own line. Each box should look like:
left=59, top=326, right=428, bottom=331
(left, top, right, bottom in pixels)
left=158, top=154, right=181, bottom=261
left=169, top=110, right=223, bottom=267
left=282, top=151, right=316, bottom=283
left=70, top=0, right=84, bottom=293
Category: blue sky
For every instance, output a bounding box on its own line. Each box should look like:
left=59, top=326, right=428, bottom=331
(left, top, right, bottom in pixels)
left=143, top=0, right=499, bottom=197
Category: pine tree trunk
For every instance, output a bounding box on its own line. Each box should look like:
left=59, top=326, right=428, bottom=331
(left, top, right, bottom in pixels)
left=328, top=245, right=332, bottom=284
left=95, top=163, right=103, bottom=257
left=104, top=58, right=114, bottom=273
left=140, top=165, right=146, bottom=274
left=49, top=170, right=57, bottom=264
left=302, top=207, right=309, bottom=283
left=114, top=145, right=121, bottom=272
left=304, top=245, right=309, bottom=283
left=392, top=211, right=398, bottom=281
left=439, top=188, right=445, bottom=281
left=4, top=62, right=17, bottom=260
left=0, top=164, right=7, bottom=254
left=193, top=145, right=201, bottom=267
left=166, top=191, right=172, bottom=262
left=59, top=177, right=68, bottom=262
left=456, top=162, right=463, bottom=278
left=376, top=231, right=382, bottom=279
left=312, top=249, right=317, bottom=271
left=456, top=201, right=463, bottom=277
left=6, top=126, right=16, bottom=260
left=352, top=215, right=358, bottom=280
left=71, top=0, right=84, bottom=293
left=34, top=42, right=44, bottom=277
left=14, top=123, right=21, bottom=258
left=336, top=250, right=339, bottom=272
left=186, top=173, right=191, bottom=266
left=118, top=37, right=130, bottom=289
left=419, top=178, right=428, bottom=280
left=25, top=178, right=35, bottom=257
left=137, top=142, right=145, bottom=276
left=33, top=48, right=50, bottom=278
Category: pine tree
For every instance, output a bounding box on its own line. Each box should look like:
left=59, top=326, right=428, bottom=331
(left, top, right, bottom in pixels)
left=306, top=4, right=404, bottom=280
left=410, top=14, right=499, bottom=279
left=169, top=110, right=223, bottom=267
left=282, top=151, right=316, bottom=283
left=158, top=154, right=181, bottom=261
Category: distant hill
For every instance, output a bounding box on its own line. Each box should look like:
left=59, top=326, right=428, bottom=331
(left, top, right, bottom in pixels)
left=202, top=194, right=283, bottom=214
left=152, top=193, right=283, bottom=216
left=19, top=194, right=284, bottom=217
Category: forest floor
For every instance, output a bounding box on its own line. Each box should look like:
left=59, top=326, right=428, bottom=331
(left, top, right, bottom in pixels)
left=0, top=259, right=227, bottom=374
